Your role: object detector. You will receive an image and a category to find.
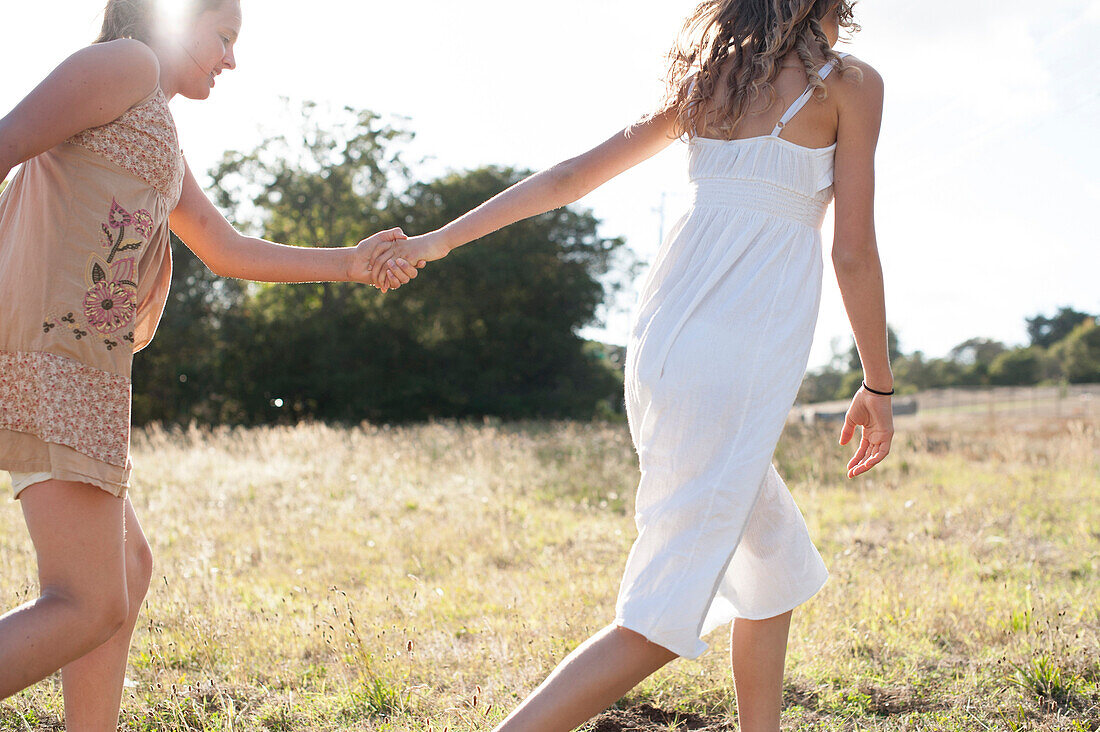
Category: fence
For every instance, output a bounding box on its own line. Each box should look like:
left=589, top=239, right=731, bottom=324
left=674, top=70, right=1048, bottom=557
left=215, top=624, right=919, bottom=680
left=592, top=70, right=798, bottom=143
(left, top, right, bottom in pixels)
left=793, top=384, right=1100, bottom=425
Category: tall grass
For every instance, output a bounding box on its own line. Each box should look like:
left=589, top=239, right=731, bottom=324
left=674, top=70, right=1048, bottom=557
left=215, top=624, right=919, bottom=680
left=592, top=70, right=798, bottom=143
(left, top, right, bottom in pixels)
left=1, top=418, right=1097, bottom=730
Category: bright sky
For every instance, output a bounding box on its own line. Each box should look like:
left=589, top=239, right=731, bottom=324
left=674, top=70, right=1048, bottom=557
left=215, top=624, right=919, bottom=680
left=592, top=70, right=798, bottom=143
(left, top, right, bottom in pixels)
left=3, top=0, right=1097, bottom=368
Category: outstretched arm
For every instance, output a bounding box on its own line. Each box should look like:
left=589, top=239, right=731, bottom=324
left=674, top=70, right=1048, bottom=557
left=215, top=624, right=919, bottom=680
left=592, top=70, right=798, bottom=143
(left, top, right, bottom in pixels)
left=831, top=57, right=893, bottom=478
left=388, top=110, right=679, bottom=266
left=169, top=161, right=417, bottom=287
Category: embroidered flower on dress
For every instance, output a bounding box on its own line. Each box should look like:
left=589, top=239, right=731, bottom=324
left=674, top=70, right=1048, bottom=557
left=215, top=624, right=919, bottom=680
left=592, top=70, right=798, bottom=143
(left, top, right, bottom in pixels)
left=108, top=199, right=132, bottom=229
left=131, top=209, right=154, bottom=238
left=83, top=281, right=138, bottom=335
left=52, top=201, right=148, bottom=348
left=110, top=257, right=136, bottom=287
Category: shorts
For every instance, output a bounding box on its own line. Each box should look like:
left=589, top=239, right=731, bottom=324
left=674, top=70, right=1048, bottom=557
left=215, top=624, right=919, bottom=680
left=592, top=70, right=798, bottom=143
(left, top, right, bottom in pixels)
left=9, top=471, right=54, bottom=499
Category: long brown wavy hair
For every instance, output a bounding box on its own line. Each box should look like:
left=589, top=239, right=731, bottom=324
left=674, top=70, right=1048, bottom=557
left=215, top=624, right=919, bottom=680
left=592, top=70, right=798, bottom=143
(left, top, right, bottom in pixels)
left=95, top=0, right=229, bottom=44
left=664, top=0, right=861, bottom=138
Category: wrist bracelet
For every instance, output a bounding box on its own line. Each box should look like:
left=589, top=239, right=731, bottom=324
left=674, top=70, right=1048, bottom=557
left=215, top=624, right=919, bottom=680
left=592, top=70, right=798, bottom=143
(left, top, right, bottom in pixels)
left=862, top=381, right=895, bottom=396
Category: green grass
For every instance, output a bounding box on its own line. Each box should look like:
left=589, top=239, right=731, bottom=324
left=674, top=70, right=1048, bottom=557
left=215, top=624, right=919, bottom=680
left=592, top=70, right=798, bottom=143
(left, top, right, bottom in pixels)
left=1, top=418, right=1098, bottom=730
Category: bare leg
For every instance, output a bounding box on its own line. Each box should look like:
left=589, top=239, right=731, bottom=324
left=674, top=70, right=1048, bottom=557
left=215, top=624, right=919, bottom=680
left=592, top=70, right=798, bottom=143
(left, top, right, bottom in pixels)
left=729, top=611, right=792, bottom=732
left=0, top=480, right=129, bottom=700
left=60, top=498, right=153, bottom=731
left=494, top=624, right=678, bottom=732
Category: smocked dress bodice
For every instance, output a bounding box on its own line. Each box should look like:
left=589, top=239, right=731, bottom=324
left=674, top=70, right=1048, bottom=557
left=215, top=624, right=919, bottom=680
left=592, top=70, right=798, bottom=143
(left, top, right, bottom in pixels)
left=688, top=135, right=836, bottom=228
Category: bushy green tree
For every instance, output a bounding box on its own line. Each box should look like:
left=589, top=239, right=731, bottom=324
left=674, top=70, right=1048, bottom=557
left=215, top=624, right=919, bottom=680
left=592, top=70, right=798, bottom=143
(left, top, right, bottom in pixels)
left=201, top=103, right=415, bottom=423
left=988, top=346, right=1043, bottom=386
left=381, top=166, right=630, bottom=419
left=1027, top=307, right=1093, bottom=348
left=132, top=234, right=248, bottom=424
left=891, top=350, right=959, bottom=393
left=796, top=366, right=844, bottom=404
left=1050, top=317, right=1100, bottom=383
left=133, top=103, right=629, bottom=424
left=941, top=337, right=1005, bottom=386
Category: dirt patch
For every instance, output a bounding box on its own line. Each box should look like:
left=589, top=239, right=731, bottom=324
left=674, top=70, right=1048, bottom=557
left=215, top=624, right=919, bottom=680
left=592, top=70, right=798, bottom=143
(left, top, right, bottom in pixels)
left=586, top=683, right=944, bottom=731
left=588, top=703, right=734, bottom=731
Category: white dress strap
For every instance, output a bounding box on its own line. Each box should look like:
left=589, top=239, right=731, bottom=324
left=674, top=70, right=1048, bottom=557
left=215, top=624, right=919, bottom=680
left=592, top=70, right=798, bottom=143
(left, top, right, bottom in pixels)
left=770, top=53, right=849, bottom=136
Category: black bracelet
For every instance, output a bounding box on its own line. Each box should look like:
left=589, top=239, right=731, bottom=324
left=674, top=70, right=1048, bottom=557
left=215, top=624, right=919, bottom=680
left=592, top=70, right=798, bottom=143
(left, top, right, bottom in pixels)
left=862, top=381, right=895, bottom=396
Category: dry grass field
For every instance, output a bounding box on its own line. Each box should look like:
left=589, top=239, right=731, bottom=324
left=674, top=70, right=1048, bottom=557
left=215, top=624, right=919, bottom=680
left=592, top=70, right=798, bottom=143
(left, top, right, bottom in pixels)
left=1, top=415, right=1098, bottom=731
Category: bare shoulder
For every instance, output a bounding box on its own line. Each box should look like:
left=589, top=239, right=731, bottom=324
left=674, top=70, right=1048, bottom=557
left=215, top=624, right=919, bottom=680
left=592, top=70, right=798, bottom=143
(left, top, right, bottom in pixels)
left=0, top=39, right=162, bottom=170
left=61, top=39, right=160, bottom=107
left=832, top=54, right=884, bottom=113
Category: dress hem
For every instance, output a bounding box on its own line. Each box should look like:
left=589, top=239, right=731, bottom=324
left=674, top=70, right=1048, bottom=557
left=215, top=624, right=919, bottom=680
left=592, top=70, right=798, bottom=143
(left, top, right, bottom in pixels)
left=614, top=570, right=829, bottom=660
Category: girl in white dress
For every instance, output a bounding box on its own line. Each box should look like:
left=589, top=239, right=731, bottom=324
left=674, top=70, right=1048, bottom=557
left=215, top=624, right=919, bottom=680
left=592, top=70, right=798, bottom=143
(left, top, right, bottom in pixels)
left=388, top=1, right=894, bottom=729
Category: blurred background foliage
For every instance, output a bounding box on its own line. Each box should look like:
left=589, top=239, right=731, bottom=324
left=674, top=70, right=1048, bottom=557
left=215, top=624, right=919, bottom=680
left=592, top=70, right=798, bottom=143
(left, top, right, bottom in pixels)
left=132, top=103, right=631, bottom=425
left=132, top=102, right=1100, bottom=424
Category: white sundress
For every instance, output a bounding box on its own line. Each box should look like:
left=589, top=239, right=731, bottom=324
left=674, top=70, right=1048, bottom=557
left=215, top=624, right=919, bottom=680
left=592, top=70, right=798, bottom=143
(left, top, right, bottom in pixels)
left=614, top=56, right=850, bottom=659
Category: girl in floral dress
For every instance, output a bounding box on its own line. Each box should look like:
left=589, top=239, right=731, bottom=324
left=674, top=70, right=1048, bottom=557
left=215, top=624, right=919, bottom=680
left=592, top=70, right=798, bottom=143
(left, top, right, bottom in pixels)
left=0, top=0, right=415, bottom=725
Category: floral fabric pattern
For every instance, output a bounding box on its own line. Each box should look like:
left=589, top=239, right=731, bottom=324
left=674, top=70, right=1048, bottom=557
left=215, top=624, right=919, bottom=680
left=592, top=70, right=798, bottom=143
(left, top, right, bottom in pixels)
left=0, top=351, right=131, bottom=468
left=68, top=89, right=184, bottom=205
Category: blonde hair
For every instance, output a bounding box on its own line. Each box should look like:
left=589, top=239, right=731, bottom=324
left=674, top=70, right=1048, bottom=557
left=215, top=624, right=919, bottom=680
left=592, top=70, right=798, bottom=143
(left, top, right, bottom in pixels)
left=95, top=0, right=229, bottom=44
left=664, top=0, right=861, bottom=138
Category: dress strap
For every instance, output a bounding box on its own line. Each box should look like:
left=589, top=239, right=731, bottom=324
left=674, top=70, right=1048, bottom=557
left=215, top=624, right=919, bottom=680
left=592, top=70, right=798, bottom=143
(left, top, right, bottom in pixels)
left=770, top=53, right=849, bottom=136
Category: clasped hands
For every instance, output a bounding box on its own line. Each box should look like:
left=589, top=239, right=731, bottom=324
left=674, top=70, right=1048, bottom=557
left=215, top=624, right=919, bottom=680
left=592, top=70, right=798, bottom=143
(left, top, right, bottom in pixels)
left=348, top=228, right=452, bottom=292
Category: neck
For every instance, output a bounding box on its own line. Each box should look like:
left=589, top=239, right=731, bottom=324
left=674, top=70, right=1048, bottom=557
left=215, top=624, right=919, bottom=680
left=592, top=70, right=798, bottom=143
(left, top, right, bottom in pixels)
left=146, top=41, right=184, bottom=100
left=822, top=14, right=840, bottom=46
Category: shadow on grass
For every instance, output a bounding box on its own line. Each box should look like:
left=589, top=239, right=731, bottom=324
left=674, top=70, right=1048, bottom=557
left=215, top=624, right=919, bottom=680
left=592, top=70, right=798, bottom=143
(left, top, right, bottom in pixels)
left=588, top=703, right=733, bottom=731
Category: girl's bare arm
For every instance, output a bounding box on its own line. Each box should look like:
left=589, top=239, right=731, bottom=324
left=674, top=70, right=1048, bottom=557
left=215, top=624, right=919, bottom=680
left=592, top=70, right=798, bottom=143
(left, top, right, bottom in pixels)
left=0, top=40, right=160, bottom=183
left=831, top=57, right=893, bottom=477
left=832, top=58, right=890, bottom=390
left=168, top=161, right=416, bottom=286
left=389, top=110, right=679, bottom=265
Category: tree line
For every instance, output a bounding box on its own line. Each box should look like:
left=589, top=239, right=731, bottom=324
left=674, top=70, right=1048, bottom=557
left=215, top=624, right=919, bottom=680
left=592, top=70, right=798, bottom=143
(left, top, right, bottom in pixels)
left=131, top=104, right=632, bottom=425
left=797, top=308, right=1100, bottom=404
left=10, top=103, right=1094, bottom=422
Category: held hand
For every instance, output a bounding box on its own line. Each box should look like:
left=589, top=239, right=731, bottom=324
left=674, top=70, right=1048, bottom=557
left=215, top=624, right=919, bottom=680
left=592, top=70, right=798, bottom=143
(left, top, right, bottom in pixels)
left=390, top=231, right=450, bottom=268
left=373, top=257, right=421, bottom=293
left=348, top=228, right=420, bottom=292
left=839, top=386, right=894, bottom=479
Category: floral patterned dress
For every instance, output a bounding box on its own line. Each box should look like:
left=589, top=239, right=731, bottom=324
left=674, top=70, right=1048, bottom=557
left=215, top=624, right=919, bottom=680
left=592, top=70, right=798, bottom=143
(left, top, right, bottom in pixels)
left=0, top=86, right=184, bottom=497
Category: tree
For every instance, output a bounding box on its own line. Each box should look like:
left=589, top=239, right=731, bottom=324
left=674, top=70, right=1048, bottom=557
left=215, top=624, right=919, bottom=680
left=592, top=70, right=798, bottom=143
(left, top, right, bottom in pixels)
left=1026, top=307, right=1094, bottom=349
left=201, top=103, right=415, bottom=423
left=947, top=337, right=1007, bottom=367
left=1050, top=318, right=1100, bottom=383
left=139, top=102, right=632, bottom=424
left=944, top=337, right=1007, bottom=386
left=796, top=366, right=845, bottom=404
left=835, top=370, right=866, bottom=401
left=381, top=165, right=630, bottom=419
left=131, top=234, right=248, bottom=424
left=988, top=347, right=1043, bottom=386
left=891, top=350, right=946, bottom=393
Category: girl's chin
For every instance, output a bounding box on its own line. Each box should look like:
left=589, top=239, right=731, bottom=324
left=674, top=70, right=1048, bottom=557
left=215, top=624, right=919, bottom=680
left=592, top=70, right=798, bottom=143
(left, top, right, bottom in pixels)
left=181, top=85, right=214, bottom=101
